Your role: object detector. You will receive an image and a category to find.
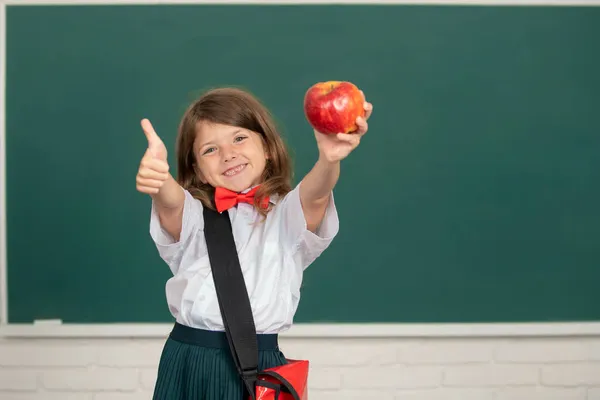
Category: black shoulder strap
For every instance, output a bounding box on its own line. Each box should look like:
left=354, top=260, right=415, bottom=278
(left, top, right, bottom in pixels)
left=202, top=207, right=259, bottom=399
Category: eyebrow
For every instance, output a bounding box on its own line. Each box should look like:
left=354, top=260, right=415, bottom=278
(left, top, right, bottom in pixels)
left=198, top=128, right=242, bottom=150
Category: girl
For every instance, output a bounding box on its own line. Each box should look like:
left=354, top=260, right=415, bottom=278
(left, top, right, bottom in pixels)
left=135, top=87, right=372, bottom=399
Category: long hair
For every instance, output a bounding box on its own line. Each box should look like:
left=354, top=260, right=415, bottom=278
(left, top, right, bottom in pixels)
left=175, top=87, right=293, bottom=216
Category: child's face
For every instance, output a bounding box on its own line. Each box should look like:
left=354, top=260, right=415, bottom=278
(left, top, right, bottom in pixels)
left=194, top=121, right=268, bottom=193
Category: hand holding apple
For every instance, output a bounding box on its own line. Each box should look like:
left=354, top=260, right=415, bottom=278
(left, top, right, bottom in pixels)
left=303, top=81, right=373, bottom=163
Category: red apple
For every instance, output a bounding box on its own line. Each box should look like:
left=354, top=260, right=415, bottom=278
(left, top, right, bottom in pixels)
left=303, top=81, right=365, bottom=135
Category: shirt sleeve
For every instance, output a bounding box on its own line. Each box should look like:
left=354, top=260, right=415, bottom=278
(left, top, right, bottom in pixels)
left=278, top=182, right=340, bottom=269
left=149, top=188, right=205, bottom=274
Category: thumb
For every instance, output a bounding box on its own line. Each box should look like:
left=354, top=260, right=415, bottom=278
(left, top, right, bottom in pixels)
left=141, top=118, right=164, bottom=157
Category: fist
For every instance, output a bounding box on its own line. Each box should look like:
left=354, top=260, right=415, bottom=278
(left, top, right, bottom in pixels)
left=136, top=119, right=170, bottom=195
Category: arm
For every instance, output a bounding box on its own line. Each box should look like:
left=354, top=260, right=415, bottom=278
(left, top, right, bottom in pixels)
left=299, top=98, right=373, bottom=232
left=151, top=174, right=185, bottom=241
left=299, top=159, right=340, bottom=232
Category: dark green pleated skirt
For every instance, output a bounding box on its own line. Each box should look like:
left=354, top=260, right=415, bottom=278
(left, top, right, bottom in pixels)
left=152, top=323, right=288, bottom=400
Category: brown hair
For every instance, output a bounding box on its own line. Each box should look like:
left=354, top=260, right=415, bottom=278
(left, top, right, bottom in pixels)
left=175, top=87, right=293, bottom=216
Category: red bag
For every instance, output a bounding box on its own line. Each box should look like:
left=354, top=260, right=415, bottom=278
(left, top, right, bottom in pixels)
left=203, top=208, right=310, bottom=400
left=255, top=359, right=309, bottom=400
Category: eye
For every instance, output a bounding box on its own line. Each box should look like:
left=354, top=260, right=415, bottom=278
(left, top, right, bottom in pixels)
left=202, top=147, right=216, bottom=155
left=234, top=135, right=247, bottom=143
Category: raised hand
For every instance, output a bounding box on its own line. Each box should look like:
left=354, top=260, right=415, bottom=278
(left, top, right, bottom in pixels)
left=136, top=119, right=170, bottom=195
left=315, top=94, right=373, bottom=163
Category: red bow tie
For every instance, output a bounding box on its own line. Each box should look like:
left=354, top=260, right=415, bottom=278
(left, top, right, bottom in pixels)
left=214, top=186, right=270, bottom=213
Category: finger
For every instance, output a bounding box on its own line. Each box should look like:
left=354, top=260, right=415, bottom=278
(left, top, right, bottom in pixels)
left=363, top=102, right=373, bottom=120
left=141, top=155, right=169, bottom=173
left=137, top=184, right=160, bottom=194
left=141, top=118, right=162, bottom=147
left=336, top=133, right=355, bottom=142
left=354, top=116, right=369, bottom=136
left=138, top=168, right=169, bottom=181
left=336, top=133, right=361, bottom=147
left=136, top=176, right=165, bottom=189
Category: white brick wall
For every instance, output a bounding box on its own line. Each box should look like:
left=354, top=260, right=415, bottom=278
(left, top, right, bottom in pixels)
left=1, top=336, right=600, bottom=399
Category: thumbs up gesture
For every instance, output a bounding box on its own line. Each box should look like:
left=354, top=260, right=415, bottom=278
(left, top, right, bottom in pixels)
left=136, top=119, right=170, bottom=195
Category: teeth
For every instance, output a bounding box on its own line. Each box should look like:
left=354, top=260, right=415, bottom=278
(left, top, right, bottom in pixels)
left=224, top=164, right=246, bottom=176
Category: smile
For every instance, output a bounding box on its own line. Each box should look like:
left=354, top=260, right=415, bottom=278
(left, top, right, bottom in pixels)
left=223, top=164, right=247, bottom=177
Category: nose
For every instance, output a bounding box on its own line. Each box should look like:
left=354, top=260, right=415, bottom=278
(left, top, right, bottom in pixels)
left=221, top=144, right=237, bottom=163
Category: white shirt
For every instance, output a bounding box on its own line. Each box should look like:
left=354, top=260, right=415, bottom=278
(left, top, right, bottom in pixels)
left=149, top=182, right=339, bottom=334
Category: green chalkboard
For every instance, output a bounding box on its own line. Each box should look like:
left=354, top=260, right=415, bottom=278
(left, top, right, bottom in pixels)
left=6, top=4, right=600, bottom=324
